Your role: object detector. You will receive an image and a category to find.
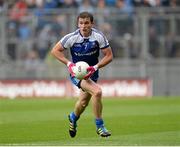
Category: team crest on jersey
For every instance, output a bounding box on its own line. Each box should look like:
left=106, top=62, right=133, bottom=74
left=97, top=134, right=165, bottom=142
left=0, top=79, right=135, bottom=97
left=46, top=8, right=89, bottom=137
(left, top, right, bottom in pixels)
left=73, top=44, right=82, bottom=47
left=91, top=42, right=96, bottom=46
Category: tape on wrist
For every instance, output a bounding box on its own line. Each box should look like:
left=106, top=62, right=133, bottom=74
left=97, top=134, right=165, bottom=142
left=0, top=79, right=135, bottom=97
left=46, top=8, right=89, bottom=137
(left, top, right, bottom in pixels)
left=93, top=65, right=98, bottom=71
left=67, top=61, right=71, bottom=67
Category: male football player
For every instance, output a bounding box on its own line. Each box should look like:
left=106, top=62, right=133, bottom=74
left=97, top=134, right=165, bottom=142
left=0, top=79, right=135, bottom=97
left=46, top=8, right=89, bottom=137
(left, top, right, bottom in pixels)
left=51, top=11, right=113, bottom=137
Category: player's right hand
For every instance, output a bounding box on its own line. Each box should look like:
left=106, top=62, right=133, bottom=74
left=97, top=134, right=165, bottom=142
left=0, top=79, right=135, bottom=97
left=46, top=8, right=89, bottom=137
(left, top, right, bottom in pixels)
left=67, top=62, right=76, bottom=77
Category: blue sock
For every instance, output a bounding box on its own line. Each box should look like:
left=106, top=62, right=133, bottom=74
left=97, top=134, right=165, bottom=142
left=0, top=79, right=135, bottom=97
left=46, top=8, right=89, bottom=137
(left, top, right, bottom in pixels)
left=69, top=112, right=79, bottom=122
left=95, top=118, right=104, bottom=129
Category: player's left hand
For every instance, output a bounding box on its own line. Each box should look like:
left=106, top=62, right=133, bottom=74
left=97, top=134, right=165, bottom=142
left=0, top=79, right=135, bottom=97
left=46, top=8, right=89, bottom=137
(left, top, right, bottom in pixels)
left=84, top=65, right=98, bottom=80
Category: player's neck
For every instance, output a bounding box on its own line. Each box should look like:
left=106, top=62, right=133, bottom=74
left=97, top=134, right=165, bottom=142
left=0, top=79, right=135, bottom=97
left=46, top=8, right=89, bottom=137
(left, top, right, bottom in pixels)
left=79, top=30, right=92, bottom=38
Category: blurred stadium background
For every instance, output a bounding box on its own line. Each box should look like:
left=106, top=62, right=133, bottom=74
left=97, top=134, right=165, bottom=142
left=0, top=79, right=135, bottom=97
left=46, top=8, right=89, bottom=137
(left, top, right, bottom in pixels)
left=0, top=0, right=180, bottom=97
left=0, top=0, right=180, bottom=146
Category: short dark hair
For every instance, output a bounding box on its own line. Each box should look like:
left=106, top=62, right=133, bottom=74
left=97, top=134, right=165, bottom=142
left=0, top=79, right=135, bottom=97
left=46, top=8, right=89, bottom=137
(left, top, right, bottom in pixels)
left=77, top=11, right=94, bottom=23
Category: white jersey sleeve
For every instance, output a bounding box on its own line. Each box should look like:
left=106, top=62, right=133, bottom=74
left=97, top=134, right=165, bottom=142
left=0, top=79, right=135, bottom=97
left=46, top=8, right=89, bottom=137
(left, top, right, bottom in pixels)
left=59, top=30, right=79, bottom=49
left=98, top=34, right=109, bottom=49
left=59, top=33, right=72, bottom=49
left=92, top=28, right=109, bottom=49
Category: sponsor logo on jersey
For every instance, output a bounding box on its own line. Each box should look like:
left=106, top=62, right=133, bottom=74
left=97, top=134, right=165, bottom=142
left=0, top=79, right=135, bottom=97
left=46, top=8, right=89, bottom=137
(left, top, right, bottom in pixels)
left=74, top=50, right=97, bottom=56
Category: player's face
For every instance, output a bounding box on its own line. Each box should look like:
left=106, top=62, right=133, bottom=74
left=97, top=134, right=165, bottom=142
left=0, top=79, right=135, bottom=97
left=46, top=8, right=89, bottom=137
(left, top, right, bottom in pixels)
left=78, top=17, right=93, bottom=37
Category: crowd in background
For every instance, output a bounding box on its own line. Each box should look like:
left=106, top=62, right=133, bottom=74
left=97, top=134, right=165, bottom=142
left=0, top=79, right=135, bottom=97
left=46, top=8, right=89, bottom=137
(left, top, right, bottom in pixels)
left=0, top=0, right=180, bottom=64
left=1, top=0, right=179, bottom=10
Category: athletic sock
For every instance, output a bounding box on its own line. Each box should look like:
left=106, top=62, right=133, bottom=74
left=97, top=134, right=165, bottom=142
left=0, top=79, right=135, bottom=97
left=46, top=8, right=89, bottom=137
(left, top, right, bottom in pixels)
left=69, top=112, right=79, bottom=122
left=95, top=118, right=104, bottom=128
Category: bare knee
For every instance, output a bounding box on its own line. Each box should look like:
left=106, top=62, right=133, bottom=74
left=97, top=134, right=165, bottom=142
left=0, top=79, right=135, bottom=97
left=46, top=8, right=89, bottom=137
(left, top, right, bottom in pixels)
left=93, top=87, right=102, bottom=98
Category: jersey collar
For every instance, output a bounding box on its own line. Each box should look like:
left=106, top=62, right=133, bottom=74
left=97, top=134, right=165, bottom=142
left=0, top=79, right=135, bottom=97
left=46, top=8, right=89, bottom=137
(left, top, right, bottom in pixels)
left=79, top=29, right=92, bottom=39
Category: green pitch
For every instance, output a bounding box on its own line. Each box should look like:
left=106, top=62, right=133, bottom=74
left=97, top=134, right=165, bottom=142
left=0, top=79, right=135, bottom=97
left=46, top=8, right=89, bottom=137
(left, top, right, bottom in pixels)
left=0, top=97, right=180, bottom=146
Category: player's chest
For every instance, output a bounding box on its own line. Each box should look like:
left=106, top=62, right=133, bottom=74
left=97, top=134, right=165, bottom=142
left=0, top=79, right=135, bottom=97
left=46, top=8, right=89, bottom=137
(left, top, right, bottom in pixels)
left=72, top=41, right=99, bottom=53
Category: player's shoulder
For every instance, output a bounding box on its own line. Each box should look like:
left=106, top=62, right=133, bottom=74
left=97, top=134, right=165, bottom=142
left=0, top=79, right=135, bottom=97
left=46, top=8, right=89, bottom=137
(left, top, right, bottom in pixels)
left=64, top=29, right=79, bottom=38
left=91, top=28, right=107, bottom=40
left=91, top=28, right=107, bottom=42
left=92, top=28, right=105, bottom=37
left=61, top=29, right=80, bottom=43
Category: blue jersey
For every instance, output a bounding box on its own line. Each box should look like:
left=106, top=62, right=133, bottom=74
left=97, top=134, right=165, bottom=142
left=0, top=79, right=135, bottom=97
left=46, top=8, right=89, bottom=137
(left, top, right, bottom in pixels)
left=60, top=28, right=109, bottom=66
left=60, top=28, right=110, bottom=83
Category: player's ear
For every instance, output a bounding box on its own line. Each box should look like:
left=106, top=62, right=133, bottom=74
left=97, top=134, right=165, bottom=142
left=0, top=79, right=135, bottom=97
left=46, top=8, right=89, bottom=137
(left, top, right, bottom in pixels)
left=77, top=22, right=80, bottom=28
left=77, top=19, right=81, bottom=28
left=91, top=21, right=95, bottom=27
left=76, top=17, right=79, bottom=28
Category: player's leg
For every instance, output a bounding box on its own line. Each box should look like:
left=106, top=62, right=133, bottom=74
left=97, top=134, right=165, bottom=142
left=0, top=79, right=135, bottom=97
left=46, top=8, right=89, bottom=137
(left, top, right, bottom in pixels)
left=81, top=79, right=102, bottom=118
left=68, top=88, right=91, bottom=137
left=80, top=79, right=111, bottom=137
left=74, top=90, right=91, bottom=116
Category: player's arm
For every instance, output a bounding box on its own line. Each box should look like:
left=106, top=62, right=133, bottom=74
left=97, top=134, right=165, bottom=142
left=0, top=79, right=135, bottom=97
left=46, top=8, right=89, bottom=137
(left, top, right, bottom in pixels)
left=96, top=46, right=113, bottom=69
left=84, top=46, right=113, bottom=79
left=50, top=42, right=70, bottom=65
left=51, top=41, right=76, bottom=76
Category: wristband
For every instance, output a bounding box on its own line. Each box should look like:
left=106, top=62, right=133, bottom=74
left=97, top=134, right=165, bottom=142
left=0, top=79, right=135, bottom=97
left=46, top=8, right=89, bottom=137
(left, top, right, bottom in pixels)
left=93, top=65, right=98, bottom=71
left=67, top=61, right=72, bottom=67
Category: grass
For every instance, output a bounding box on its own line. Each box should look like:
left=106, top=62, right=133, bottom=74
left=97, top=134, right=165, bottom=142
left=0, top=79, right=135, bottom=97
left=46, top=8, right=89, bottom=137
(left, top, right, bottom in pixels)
left=0, top=97, right=180, bottom=145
